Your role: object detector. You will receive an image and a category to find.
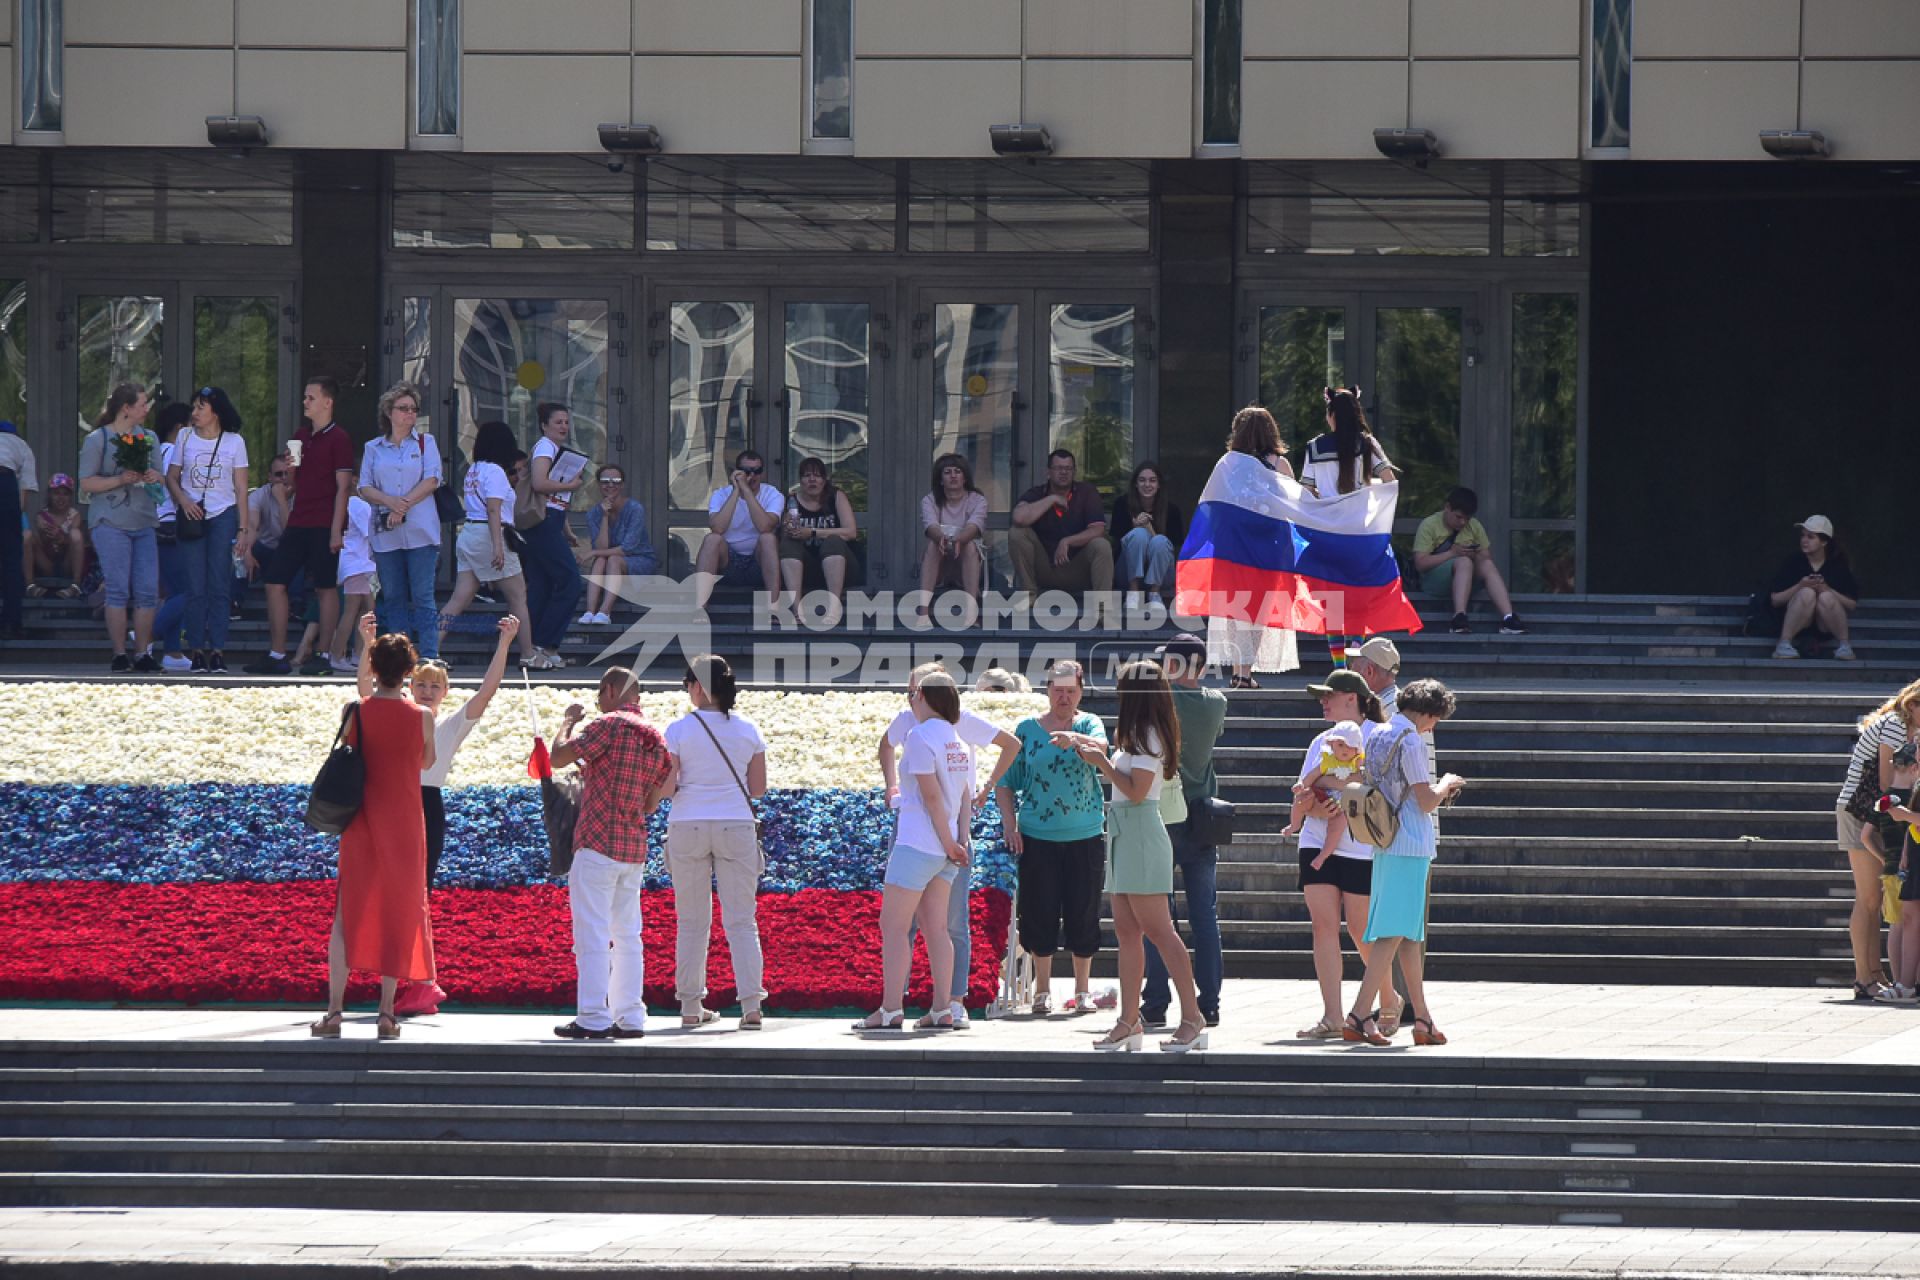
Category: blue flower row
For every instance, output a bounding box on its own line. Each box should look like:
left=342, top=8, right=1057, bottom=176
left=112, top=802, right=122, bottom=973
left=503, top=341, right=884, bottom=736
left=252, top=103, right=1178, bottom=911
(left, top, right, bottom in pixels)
left=0, top=784, right=1018, bottom=894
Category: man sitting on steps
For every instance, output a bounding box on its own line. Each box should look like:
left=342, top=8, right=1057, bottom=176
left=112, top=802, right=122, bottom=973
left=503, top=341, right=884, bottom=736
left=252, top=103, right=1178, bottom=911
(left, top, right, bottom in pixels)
left=1008, top=449, right=1114, bottom=600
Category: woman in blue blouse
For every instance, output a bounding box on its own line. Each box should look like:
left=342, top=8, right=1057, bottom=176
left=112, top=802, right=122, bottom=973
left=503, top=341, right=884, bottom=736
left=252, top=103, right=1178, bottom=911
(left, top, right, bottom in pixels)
left=578, top=463, right=658, bottom=626
left=994, top=659, right=1109, bottom=1016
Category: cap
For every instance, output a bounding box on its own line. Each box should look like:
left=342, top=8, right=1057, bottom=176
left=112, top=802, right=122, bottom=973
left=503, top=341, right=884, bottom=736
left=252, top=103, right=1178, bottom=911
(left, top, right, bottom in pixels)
left=1154, top=631, right=1208, bottom=664
left=1796, top=514, right=1835, bottom=539
left=49, top=473, right=74, bottom=491
left=1304, top=669, right=1374, bottom=701
left=1355, top=636, right=1400, bottom=674
left=1325, top=722, right=1365, bottom=752
left=1045, top=659, right=1084, bottom=687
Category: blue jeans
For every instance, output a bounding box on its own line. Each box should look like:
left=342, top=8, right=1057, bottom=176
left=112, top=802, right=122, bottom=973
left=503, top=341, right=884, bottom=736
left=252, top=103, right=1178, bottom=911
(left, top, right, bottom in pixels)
left=522, top=509, right=583, bottom=649
left=373, top=543, right=441, bottom=660
left=0, top=473, right=21, bottom=629
left=907, top=865, right=972, bottom=1006
left=1120, top=527, right=1176, bottom=592
left=179, top=506, right=238, bottom=651
left=93, top=524, right=159, bottom=610
left=1142, top=822, right=1221, bottom=1016
left=155, top=533, right=190, bottom=652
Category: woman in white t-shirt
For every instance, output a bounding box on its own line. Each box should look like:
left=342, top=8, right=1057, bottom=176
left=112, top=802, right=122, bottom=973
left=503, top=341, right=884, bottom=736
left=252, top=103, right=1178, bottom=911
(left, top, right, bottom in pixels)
left=438, top=422, right=540, bottom=667
left=164, top=386, right=251, bottom=672
left=1344, top=680, right=1465, bottom=1048
left=357, top=613, right=521, bottom=1017
left=658, top=655, right=769, bottom=1030
left=871, top=661, right=1023, bottom=1027
left=1068, top=660, right=1207, bottom=1053
left=523, top=402, right=587, bottom=665
left=857, top=671, right=976, bottom=1032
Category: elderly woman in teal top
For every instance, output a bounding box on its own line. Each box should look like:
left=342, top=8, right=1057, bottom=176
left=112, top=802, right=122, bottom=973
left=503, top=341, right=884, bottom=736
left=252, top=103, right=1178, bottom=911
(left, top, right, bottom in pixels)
left=995, top=659, right=1109, bottom=1016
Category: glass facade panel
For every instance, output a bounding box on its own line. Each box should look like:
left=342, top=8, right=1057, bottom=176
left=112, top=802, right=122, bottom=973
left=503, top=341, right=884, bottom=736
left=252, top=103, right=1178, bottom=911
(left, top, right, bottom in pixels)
left=77, top=295, right=165, bottom=434
left=668, top=302, right=755, bottom=511
left=193, top=296, right=281, bottom=472
left=1504, top=161, right=1583, bottom=258
left=647, top=158, right=894, bottom=252
left=909, top=161, right=1150, bottom=254
left=393, top=154, right=634, bottom=250
left=401, top=297, right=434, bottom=442
left=417, top=0, right=460, bottom=137
left=20, top=0, right=62, bottom=133
left=451, top=298, right=609, bottom=495
left=1248, top=162, right=1491, bottom=257
left=810, top=0, right=853, bottom=140
left=1371, top=307, right=1462, bottom=522
left=1510, top=293, right=1578, bottom=521
left=1512, top=528, right=1577, bottom=594
left=1048, top=304, right=1135, bottom=500
left=52, top=152, right=294, bottom=246
left=1257, top=305, right=1348, bottom=447
left=1592, top=0, right=1631, bottom=149
left=931, top=303, right=1018, bottom=514
left=1202, top=0, right=1242, bottom=146
left=783, top=303, right=868, bottom=509
left=0, top=151, right=37, bottom=242
left=0, top=281, right=27, bottom=428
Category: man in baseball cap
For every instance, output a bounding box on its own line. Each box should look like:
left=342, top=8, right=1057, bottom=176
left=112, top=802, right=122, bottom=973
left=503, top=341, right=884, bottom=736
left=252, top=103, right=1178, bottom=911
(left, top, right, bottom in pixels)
left=1350, top=637, right=1401, bottom=717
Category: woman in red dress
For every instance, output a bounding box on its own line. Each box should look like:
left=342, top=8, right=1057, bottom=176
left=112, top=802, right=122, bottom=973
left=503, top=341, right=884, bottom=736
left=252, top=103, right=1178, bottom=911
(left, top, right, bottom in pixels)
left=311, top=627, right=437, bottom=1040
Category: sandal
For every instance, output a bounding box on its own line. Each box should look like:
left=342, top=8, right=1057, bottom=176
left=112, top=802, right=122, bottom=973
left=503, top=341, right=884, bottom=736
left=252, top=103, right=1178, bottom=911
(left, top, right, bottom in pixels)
left=853, top=1008, right=904, bottom=1031
left=55, top=584, right=82, bottom=600
left=377, top=1013, right=401, bottom=1041
left=1296, top=1016, right=1342, bottom=1040
left=1377, top=996, right=1405, bottom=1038
left=1093, top=1018, right=1143, bottom=1052
left=1411, top=1016, right=1449, bottom=1047
left=1160, top=1017, right=1209, bottom=1054
left=309, top=1011, right=343, bottom=1039
left=916, top=1009, right=956, bottom=1031
left=25, top=584, right=47, bottom=599
left=1030, top=991, right=1053, bottom=1016
left=681, top=1008, right=720, bottom=1029
left=738, top=1010, right=763, bottom=1031
left=1343, top=1013, right=1390, bottom=1046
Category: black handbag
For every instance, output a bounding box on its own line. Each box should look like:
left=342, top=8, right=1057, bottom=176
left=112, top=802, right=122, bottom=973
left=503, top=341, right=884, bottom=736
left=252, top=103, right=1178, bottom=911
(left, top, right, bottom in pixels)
left=542, top=771, right=584, bottom=877
left=305, top=704, right=366, bottom=834
left=1186, top=794, right=1236, bottom=847
left=433, top=484, right=463, bottom=525
left=174, top=431, right=227, bottom=542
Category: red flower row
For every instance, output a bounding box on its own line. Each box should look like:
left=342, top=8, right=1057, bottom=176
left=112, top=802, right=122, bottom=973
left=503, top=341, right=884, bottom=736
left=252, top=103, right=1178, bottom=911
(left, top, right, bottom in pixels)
left=0, top=882, right=1013, bottom=1011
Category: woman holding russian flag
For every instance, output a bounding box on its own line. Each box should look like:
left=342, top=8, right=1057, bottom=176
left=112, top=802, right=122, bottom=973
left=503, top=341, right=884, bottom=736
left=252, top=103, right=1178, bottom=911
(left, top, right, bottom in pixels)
left=1202, top=407, right=1300, bottom=689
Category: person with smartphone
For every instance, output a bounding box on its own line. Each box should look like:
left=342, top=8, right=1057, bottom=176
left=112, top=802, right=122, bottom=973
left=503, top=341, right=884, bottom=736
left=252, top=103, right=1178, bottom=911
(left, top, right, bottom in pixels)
left=1768, top=514, right=1859, bottom=659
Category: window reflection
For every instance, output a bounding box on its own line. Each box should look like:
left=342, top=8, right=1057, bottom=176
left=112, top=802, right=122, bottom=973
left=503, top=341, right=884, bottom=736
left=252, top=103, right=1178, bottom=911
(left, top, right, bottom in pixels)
left=20, top=0, right=62, bottom=133
left=931, top=304, right=1018, bottom=513
left=1510, top=293, right=1578, bottom=521
left=810, top=0, right=853, bottom=140
left=1512, top=529, right=1576, bottom=594
left=0, top=282, right=27, bottom=429
left=393, top=154, right=634, bottom=250
left=52, top=151, right=294, bottom=246
left=77, top=296, right=165, bottom=435
left=668, top=302, right=755, bottom=511
left=452, top=298, right=610, bottom=502
left=1248, top=162, right=1492, bottom=257
left=784, top=303, right=869, bottom=509
left=1592, top=0, right=1631, bottom=149
left=1372, top=307, right=1462, bottom=521
left=1258, top=306, right=1348, bottom=447
left=194, top=297, right=281, bottom=472
left=417, top=0, right=460, bottom=137
left=1202, top=0, right=1242, bottom=146
left=1049, top=304, right=1135, bottom=501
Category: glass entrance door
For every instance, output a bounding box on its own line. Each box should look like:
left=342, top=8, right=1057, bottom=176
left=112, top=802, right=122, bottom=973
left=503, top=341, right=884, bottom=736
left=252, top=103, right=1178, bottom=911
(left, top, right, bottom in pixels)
left=1250, top=292, right=1480, bottom=541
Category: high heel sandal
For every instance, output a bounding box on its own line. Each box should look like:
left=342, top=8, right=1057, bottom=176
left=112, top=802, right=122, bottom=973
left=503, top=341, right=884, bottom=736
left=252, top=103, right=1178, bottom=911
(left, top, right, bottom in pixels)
left=853, top=1008, right=904, bottom=1031
left=1093, top=1018, right=1143, bottom=1053
left=377, top=1013, right=401, bottom=1041
left=1160, top=1017, right=1208, bottom=1053
left=309, top=1011, right=343, bottom=1039
left=1342, top=1013, right=1389, bottom=1046
left=1411, top=1016, right=1448, bottom=1046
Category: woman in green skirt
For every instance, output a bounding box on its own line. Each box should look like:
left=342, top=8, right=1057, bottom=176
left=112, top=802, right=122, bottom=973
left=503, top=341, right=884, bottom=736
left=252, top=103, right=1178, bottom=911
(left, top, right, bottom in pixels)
left=1346, top=678, right=1466, bottom=1047
left=1067, top=659, right=1208, bottom=1053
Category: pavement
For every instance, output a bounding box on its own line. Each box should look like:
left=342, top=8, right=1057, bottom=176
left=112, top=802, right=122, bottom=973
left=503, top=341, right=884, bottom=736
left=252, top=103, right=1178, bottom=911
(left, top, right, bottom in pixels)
left=4, top=1206, right=1920, bottom=1277
left=3, top=978, right=1919, bottom=1065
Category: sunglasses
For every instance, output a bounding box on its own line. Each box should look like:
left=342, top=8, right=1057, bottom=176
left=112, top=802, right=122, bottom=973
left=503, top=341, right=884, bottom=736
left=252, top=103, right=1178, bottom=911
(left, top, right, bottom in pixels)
left=598, top=476, right=623, bottom=485
left=739, top=466, right=763, bottom=476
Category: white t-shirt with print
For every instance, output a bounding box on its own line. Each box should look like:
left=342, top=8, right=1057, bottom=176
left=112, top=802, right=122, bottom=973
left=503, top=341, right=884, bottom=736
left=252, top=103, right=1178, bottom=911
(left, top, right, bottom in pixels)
left=462, top=460, right=514, bottom=523
left=1111, top=727, right=1169, bottom=804
left=884, top=707, right=1000, bottom=752
left=896, top=717, right=976, bottom=854
left=175, top=432, right=249, bottom=518
left=531, top=436, right=577, bottom=512
left=338, top=496, right=376, bottom=581
left=708, top=484, right=785, bottom=555
left=155, top=442, right=178, bottom=522
left=1297, top=719, right=1391, bottom=860
left=420, top=707, right=480, bottom=789
left=665, top=709, right=767, bottom=823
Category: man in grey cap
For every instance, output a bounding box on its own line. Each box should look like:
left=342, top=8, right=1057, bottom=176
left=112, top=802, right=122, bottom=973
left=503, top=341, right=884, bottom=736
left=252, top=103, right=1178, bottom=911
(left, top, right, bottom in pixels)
left=1141, top=632, right=1228, bottom=1027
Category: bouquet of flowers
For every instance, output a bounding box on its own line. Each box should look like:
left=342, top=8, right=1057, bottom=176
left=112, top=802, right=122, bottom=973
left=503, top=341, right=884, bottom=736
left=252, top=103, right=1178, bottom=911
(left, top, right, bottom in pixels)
left=110, top=430, right=164, bottom=503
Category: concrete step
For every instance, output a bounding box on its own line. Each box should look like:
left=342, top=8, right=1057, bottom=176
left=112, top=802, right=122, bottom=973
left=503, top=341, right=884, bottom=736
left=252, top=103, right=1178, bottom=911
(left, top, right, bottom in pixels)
left=1218, top=776, right=1838, bottom=812
left=1215, top=747, right=1844, bottom=783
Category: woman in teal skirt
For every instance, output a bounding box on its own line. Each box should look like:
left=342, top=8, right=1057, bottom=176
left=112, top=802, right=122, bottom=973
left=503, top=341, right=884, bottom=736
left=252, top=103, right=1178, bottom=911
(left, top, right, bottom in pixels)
left=1346, top=679, right=1466, bottom=1047
left=1066, top=660, right=1209, bottom=1053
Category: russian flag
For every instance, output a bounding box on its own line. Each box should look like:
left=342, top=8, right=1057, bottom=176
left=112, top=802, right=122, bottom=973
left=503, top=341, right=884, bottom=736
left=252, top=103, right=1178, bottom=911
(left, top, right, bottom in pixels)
left=1175, top=452, right=1423, bottom=637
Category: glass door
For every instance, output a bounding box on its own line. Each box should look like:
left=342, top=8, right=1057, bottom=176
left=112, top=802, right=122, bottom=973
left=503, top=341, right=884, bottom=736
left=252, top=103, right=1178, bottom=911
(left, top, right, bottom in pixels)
left=918, top=294, right=1027, bottom=589
left=654, top=294, right=766, bottom=578
left=185, top=283, right=295, bottom=475
left=773, top=291, right=883, bottom=581
left=65, top=284, right=174, bottom=442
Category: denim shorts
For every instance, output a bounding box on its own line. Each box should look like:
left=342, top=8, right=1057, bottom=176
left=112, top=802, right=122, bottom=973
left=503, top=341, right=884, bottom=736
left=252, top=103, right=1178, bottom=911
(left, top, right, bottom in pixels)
left=883, top=843, right=960, bottom=891
left=92, top=523, right=159, bottom=609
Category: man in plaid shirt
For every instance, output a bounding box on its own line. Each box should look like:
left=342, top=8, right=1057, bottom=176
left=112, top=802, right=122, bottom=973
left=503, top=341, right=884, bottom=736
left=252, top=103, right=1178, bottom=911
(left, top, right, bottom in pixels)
left=549, top=667, right=671, bottom=1040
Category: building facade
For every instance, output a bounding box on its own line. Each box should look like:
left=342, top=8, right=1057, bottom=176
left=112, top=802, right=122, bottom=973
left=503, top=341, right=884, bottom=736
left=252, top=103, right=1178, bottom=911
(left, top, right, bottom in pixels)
left=4, top=0, right=1917, bottom=594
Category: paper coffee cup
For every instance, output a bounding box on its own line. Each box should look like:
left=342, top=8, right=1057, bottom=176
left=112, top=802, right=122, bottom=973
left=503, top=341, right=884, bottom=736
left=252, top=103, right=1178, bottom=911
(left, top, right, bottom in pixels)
left=285, top=439, right=303, bottom=467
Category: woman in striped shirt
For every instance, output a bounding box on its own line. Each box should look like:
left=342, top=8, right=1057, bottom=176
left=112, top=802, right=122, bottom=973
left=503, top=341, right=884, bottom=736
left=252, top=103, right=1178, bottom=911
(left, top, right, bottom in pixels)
left=1836, top=680, right=1920, bottom=999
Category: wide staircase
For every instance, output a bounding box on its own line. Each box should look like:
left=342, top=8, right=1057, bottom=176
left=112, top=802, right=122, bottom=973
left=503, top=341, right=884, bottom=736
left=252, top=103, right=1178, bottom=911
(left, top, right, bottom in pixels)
left=2, top=1038, right=1915, bottom=1229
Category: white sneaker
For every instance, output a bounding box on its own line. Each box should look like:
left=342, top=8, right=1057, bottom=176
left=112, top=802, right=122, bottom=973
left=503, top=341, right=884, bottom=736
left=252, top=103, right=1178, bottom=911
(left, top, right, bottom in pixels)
left=593, top=612, right=612, bottom=626
left=1772, top=643, right=1799, bottom=659
left=1834, top=644, right=1858, bottom=661
left=1146, top=591, right=1163, bottom=606
left=578, top=611, right=598, bottom=625
left=948, top=1002, right=971, bottom=1030
left=329, top=656, right=358, bottom=673
left=1125, top=590, right=1143, bottom=610
left=159, top=654, right=193, bottom=672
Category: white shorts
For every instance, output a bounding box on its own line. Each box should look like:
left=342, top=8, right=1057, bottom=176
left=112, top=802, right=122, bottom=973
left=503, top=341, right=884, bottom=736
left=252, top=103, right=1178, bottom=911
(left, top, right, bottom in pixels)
left=883, top=843, right=960, bottom=891
left=456, top=521, right=523, bottom=583
left=340, top=571, right=375, bottom=597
